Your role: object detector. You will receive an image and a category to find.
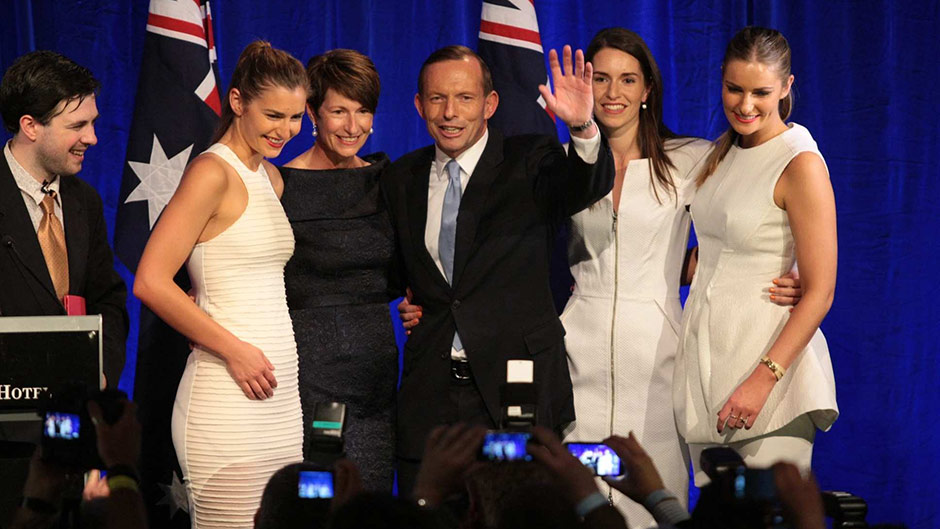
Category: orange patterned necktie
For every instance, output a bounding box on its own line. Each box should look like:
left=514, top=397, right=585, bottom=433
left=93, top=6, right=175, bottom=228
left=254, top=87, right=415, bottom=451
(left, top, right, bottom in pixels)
left=37, top=191, right=69, bottom=302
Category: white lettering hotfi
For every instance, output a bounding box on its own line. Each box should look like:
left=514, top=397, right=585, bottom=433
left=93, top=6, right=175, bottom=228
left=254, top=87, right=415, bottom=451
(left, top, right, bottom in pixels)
left=0, top=385, right=48, bottom=400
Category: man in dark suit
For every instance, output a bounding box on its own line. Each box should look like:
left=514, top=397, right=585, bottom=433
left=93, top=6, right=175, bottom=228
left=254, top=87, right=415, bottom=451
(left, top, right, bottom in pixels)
left=0, top=51, right=128, bottom=386
left=382, top=45, right=614, bottom=493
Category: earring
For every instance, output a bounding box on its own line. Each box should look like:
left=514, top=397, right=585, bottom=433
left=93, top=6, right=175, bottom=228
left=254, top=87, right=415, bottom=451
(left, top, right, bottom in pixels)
left=369, top=127, right=374, bottom=134
left=312, top=124, right=318, bottom=137
left=641, top=102, right=648, bottom=110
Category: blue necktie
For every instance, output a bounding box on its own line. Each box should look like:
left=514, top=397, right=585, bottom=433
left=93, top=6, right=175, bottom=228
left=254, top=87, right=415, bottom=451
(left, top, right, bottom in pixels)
left=439, top=159, right=463, bottom=351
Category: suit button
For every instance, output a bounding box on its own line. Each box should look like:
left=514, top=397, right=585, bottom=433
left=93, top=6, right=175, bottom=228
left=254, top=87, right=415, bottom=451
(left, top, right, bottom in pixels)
left=452, top=300, right=461, bottom=310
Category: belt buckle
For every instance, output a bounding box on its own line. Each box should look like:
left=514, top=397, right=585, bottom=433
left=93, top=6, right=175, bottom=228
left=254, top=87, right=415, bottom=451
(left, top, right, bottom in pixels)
left=451, top=359, right=471, bottom=380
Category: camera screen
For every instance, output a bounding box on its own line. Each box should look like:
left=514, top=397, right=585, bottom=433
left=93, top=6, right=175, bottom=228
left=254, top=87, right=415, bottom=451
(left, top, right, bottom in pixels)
left=566, top=443, right=623, bottom=477
left=298, top=470, right=334, bottom=499
left=734, top=467, right=776, bottom=501
left=44, top=412, right=80, bottom=440
left=480, top=431, right=532, bottom=462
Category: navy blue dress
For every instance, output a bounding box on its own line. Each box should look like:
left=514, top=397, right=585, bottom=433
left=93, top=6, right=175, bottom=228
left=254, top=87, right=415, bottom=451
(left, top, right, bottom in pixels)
left=280, top=152, right=397, bottom=491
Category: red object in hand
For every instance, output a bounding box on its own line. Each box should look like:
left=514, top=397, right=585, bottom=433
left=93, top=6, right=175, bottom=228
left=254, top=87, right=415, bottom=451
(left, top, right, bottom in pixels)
left=63, top=295, right=86, bottom=315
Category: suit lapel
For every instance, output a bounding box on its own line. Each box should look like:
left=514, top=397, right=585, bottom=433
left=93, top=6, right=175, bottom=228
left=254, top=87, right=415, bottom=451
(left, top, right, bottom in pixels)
left=452, top=129, right=503, bottom=286
left=0, top=158, right=58, bottom=298
left=405, top=149, right=450, bottom=291
left=60, top=177, right=88, bottom=294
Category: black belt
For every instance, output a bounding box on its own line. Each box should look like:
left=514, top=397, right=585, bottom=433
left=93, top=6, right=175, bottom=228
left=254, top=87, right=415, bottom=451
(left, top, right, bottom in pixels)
left=451, top=359, right=472, bottom=381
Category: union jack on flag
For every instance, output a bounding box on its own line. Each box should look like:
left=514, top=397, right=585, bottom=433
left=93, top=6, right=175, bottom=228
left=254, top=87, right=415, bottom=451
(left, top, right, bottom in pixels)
left=478, top=0, right=557, bottom=138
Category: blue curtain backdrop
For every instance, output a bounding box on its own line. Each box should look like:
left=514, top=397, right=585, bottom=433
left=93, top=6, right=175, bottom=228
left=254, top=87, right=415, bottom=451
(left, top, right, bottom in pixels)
left=2, top=1, right=938, bottom=526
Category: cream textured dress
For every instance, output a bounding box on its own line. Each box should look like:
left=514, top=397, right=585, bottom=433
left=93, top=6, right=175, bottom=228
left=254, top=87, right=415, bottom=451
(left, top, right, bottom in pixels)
left=561, top=138, right=710, bottom=527
left=674, top=124, right=838, bottom=448
left=172, top=143, right=303, bottom=528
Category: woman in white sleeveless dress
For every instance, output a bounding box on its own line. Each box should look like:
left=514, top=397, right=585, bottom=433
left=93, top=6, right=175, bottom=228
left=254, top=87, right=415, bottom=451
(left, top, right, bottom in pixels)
left=674, top=27, right=838, bottom=485
left=559, top=29, right=798, bottom=527
left=135, top=42, right=309, bottom=528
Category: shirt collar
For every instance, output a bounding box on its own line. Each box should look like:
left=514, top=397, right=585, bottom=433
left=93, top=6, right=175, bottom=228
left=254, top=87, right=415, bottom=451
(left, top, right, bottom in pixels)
left=4, top=140, right=61, bottom=206
left=433, top=127, right=489, bottom=181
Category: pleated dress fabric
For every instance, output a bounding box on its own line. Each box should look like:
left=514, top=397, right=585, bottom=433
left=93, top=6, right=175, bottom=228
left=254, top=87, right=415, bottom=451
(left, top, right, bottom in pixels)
left=674, top=123, right=839, bottom=447
left=173, top=143, right=303, bottom=528
left=561, top=138, right=710, bottom=527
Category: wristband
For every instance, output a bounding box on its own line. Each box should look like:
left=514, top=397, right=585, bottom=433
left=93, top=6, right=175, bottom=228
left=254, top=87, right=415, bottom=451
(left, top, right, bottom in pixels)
left=642, top=488, right=675, bottom=511
left=575, top=491, right=608, bottom=518
left=20, top=496, right=58, bottom=514
left=108, top=475, right=140, bottom=494
left=759, top=356, right=786, bottom=381
left=569, top=118, right=595, bottom=133
left=106, top=464, right=139, bottom=483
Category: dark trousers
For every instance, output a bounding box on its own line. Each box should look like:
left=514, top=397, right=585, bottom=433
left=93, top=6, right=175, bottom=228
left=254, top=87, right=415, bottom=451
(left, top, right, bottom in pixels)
left=396, top=373, right=495, bottom=497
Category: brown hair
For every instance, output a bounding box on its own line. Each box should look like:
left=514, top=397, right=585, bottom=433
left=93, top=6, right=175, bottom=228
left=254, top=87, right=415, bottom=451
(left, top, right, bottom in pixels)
left=587, top=27, right=679, bottom=204
left=306, top=49, right=380, bottom=114
left=211, top=41, right=309, bottom=143
left=418, top=45, right=493, bottom=96
left=697, top=26, right=794, bottom=186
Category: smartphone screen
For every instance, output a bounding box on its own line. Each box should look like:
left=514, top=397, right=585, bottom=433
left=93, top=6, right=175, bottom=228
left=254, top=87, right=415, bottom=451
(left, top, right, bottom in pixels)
left=734, top=467, right=776, bottom=501
left=565, top=442, right=623, bottom=477
left=298, top=470, right=334, bottom=499
left=480, top=431, right=532, bottom=462
left=44, top=412, right=80, bottom=440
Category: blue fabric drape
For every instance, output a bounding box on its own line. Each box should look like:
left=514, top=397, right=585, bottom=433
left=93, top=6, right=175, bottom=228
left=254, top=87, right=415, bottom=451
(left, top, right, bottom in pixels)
left=1, top=1, right=937, bottom=526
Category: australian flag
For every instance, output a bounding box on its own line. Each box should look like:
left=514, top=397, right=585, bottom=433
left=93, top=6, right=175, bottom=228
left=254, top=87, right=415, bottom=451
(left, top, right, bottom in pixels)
left=478, top=0, right=572, bottom=312
left=478, top=0, right=557, bottom=138
left=113, top=1, right=220, bottom=526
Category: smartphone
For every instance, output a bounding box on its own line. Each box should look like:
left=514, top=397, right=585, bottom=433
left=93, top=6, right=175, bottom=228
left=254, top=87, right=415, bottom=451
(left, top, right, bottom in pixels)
left=298, top=470, right=334, bottom=499
left=43, top=411, right=81, bottom=440
left=733, top=467, right=777, bottom=501
left=565, top=442, right=623, bottom=477
left=480, top=431, right=532, bottom=462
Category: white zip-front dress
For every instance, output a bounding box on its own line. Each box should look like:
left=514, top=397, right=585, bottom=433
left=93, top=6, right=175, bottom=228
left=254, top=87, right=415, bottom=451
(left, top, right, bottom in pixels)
left=561, top=138, right=710, bottom=527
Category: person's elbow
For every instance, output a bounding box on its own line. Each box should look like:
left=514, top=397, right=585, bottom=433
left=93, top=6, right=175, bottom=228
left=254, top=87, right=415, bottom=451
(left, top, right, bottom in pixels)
left=132, top=266, right=161, bottom=307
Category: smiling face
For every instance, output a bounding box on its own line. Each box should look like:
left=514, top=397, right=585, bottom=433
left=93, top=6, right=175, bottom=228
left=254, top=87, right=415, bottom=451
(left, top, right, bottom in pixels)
left=32, top=94, right=98, bottom=178
left=312, top=88, right=374, bottom=161
left=721, top=59, right=793, bottom=146
left=414, top=58, right=498, bottom=159
left=233, top=84, right=307, bottom=159
left=591, top=47, right=649, bottom=137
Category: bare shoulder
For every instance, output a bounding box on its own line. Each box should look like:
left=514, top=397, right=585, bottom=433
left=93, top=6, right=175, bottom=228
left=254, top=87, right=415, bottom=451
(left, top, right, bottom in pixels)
left=777, top=151, right=832, bottom=209
left=261, top=159, right=284, bottom=197
left=781, top=151, right=829, bottom=185
left=176, top=152, right=229, bottom=196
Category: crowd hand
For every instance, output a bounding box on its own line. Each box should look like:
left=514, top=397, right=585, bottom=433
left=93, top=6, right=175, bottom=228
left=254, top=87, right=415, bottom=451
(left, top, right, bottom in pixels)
left=225, top=341, right=277, bottom=400
left=527, top=426, right=598, bottom=504
left=88, top=399, right=141, bottom=468
left=83, top=469, right=110, bottom=501
left=538, top=46, right=595, bottom=132
left=770, top=269, right=802, bottom=310
left=716, top=368, right=775, bottom=433
left=601, top=432, right=665, bottom=505
left=331, top=459, right=362, bottom=512
left=398, top=287, right=422, bottom=335
left=21, top=448, right=68, bottom=506
left=773, top=462, right=825, bottom=529
left=412, top=423, right=487, bottom=507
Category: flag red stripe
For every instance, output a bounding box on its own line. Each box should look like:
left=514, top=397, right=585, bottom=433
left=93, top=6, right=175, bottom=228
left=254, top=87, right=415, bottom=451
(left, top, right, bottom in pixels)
left=147, top=13, right=205, bottom=41
left=479, top=20, right=541, bottom=46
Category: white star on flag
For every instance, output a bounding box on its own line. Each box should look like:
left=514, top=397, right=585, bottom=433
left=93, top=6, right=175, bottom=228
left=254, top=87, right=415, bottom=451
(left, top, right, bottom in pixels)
left=156, top=471, right=190, bottom=517
left=125, top=134, right=193, bottom=228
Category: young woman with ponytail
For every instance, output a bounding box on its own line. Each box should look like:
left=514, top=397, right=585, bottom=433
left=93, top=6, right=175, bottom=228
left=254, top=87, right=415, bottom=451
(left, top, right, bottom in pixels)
left=135, top=41, right=309, bottom=527
left=673, top=26, right=839, bottom=484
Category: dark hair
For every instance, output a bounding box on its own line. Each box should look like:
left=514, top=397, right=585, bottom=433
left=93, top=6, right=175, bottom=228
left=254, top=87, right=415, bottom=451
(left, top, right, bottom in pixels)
left=587, top=27, right=679, bottom=204
left=0, top=50, right=100, bottom=134
left=254, top=463, right=330, bottom=529
left=330, top=492, right=438, bottom=529
left=465, top=462, right=576, bottom=529
left=418, top=45, right=494, bottom=96
left=306, top=49, right=380, bottom=115
left=211, top=40, right=309, bottom=143
left=698, top=26, right=794, bottom=186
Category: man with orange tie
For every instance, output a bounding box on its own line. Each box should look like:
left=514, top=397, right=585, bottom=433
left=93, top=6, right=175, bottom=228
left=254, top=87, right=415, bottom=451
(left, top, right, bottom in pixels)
left=0, top=51, right=127, bottom=387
